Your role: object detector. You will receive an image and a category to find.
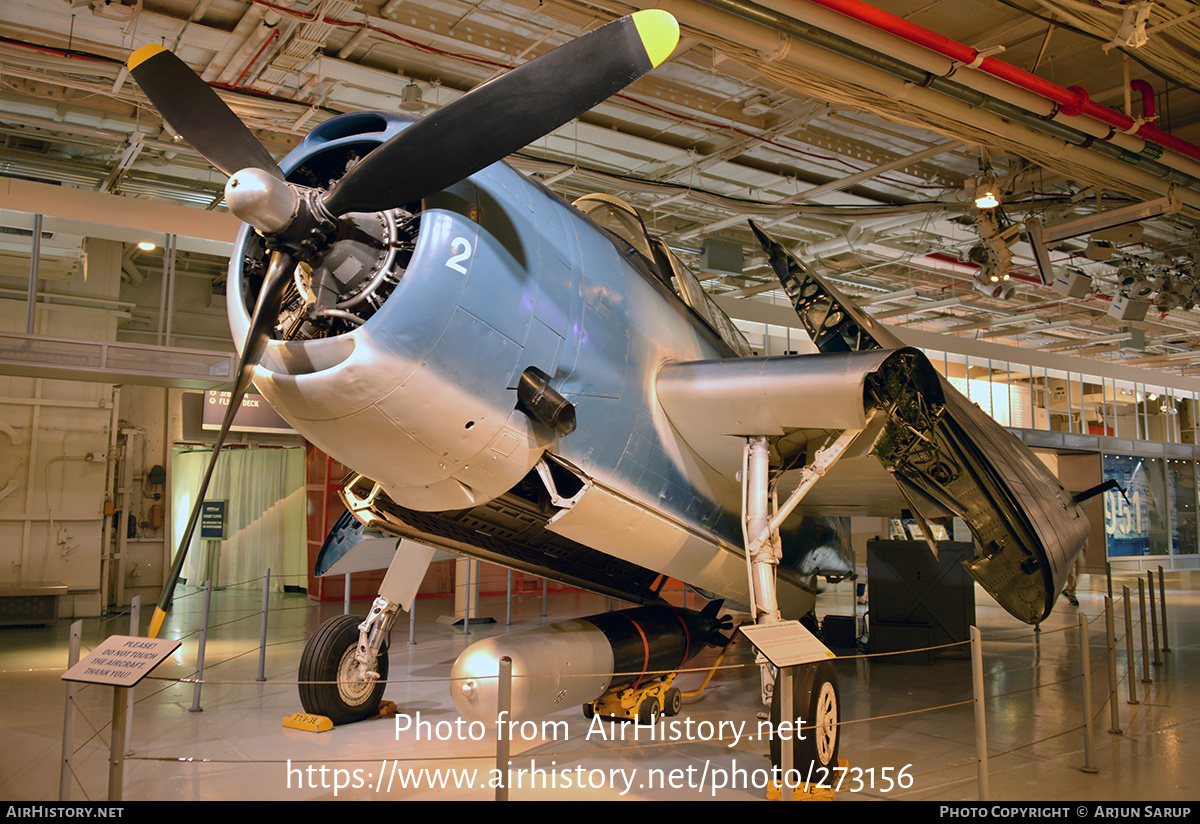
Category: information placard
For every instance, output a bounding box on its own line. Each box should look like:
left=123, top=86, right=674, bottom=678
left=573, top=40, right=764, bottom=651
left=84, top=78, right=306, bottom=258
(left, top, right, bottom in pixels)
left=61, top=635, right=181, bottom=687
left=738, top=620, right=835, bottom=668
left=200, top=500, right=227, bottom=539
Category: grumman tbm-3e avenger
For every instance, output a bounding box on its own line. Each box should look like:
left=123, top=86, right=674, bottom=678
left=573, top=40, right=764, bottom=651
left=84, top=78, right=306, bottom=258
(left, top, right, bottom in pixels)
left=129, top=10, right=1089, bottom=774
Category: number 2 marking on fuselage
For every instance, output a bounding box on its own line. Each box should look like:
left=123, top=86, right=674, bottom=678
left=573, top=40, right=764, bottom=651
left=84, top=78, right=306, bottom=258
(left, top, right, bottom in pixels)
left=446, top=237, right=472, bottom=273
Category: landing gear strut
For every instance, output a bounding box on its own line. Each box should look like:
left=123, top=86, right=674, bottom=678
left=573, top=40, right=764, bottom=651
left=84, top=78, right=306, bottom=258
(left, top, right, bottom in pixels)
left=740, top=435, right=849, bottom=775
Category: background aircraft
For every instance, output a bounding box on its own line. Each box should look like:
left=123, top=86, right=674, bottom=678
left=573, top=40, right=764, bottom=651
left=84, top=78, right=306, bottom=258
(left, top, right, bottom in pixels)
left=127, top=10, right=1088, bottom=773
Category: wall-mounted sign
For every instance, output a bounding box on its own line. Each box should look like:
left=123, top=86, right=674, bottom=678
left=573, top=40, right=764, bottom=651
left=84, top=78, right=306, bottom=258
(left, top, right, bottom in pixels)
left=202, top=390, right=295, bottom=433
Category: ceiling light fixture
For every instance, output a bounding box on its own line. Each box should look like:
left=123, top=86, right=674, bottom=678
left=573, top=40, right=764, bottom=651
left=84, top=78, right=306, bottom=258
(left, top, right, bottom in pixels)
left=974, top=190, right=999, bottom=209
left=970, top=173, right=1000, bottom=209
left=137, top=241, right=156, bottom=251
left=399, top=82, right=425, bottom=112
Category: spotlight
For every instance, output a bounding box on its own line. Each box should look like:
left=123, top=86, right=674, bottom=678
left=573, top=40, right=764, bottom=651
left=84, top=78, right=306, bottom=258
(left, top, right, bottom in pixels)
left=974, top=190, right=999, bottom=209
left=137, top=241, right=156, bottom=251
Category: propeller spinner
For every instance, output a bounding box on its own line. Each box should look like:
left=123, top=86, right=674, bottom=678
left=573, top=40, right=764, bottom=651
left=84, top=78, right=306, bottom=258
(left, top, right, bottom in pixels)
left=129, top=11, right=680, bottom=637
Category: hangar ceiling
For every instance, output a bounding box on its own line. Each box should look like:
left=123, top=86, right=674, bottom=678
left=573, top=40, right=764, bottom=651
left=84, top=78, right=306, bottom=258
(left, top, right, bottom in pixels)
left=4, top=0, right=1200, bottom=372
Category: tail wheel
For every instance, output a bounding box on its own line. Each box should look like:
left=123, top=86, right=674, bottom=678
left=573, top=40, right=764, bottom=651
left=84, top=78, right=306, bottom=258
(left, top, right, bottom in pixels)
left=299, top=614, right=388, bottom=725
left=769, top=660, right=840, bottom=774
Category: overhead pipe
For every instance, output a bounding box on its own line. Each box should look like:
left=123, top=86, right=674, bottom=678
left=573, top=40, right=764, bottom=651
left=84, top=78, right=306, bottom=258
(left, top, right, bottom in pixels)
left=798, top=0, right=1200, bottom=165
left=668, top=0, right=1200, bottom=210
left=1130, top=79, right=1157, bottom=120
left=748, top=0, right=1200, bottom=181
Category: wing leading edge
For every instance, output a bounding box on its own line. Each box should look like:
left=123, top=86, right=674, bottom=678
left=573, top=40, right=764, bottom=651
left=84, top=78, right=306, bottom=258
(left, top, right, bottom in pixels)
left=655, top=223, right=1089, bottom=624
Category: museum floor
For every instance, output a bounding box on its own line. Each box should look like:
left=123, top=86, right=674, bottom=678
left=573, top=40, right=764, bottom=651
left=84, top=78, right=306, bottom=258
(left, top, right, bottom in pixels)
left=2, top=569, right=1196, bottom=802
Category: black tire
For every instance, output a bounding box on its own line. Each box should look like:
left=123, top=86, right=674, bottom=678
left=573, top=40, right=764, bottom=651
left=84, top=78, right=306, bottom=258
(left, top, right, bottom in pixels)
left=769, top=660, right=840, bottom=776
left=637, top=696, right=659, bottom=725
left=583, top=702, right=595, bottom=719
left=299, top=614, right=388, bottom=725
left=663, top=686, right=683, bottom=717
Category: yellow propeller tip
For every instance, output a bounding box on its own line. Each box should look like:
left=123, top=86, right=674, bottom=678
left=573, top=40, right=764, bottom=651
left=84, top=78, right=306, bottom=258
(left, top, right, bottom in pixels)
left=147, top=607, right=167, bottom=639
left=128, top=44, right=167, bottom=71
left=631, top=10, right=680, bottom=68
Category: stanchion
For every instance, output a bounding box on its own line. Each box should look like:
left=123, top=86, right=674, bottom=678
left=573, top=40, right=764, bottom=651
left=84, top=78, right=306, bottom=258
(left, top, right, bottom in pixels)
left=1105, top=597, right=1122, bottom=735
left=58, top=620, right=81, bottom=801
left=124, top=596, right=140, bottom=756
left=257, top=568, right=270, bottom=682
left=971, top=626, right=989, bottom=800
left=191, top=579, right=212, bottom=712
left=1079, top=613, right=1098, bottom=773
left=496, top=656, right=513, bottom=801
left=343, top=572, right=351, bottom=615
left=464, top=559, right=473, bottom=639
left=409, top=595, right=417, bottom=646
left=1147, top=572, right=1161, bottom=667
left=542, top=578, right=548, bottom=617
left=1138, top=578, right=1151, bottom=684
left=108, top=685, right=128, bottom=801
left=779, top=666, right=794, bottom=801
left=1123, top=586, right=1138, bottom=705
left=1158, top=566, right=1170, bottom=652
left=506, top=569, right=513, bottom=626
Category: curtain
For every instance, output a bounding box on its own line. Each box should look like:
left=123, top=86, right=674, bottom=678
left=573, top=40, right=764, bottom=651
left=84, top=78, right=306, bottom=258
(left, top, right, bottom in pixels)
left=172, top=446, right=305, bottom=591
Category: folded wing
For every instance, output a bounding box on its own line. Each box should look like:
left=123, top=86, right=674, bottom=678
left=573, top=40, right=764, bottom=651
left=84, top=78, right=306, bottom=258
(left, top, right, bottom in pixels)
left=655, top=223, right=1088, bottom=624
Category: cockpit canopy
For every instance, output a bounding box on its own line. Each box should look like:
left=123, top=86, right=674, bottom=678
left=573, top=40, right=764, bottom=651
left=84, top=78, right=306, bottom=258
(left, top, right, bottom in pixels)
left=573, top=194, right=752, bottom=357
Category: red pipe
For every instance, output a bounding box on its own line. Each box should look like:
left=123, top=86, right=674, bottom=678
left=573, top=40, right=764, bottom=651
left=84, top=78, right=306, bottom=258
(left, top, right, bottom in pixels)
left=233, top=28, right=279, bottom=89
left=803, top=0, right=1200, bottom=164
left=1130, top=79, right=1156, bottom=120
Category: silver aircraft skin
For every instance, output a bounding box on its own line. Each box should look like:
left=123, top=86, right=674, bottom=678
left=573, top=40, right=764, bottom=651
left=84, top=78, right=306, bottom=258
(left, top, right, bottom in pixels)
left=229, top=109, right=1088, bottom=629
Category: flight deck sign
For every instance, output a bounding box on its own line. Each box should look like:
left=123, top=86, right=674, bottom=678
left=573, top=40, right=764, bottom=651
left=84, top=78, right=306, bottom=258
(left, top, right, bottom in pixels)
left=62, top=635, right=180, bottom=687
left=202, top=390, right=294, bottom=433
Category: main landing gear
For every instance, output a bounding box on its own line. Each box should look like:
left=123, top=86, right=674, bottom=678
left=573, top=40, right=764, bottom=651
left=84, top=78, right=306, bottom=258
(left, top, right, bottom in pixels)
left=741, top=435, right=850, bottom=777
left=299, top=610, right=393, bottom=725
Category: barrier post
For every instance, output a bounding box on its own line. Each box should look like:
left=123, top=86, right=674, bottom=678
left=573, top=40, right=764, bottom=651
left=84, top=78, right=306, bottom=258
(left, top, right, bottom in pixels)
left=1104, top=597, right=1122, bottom=735
left=1079, top=613, right=1098, bottom=773
left=257, top=569, right=270, bottom=682
left=971, top=626, right=989, bottom=800
left=496, top=656, right=513, bottom=801
left=191, top=579, right=212, bottom=712
left=1147, top=572, right=1161, bottom=667
left=1157, top=567, right=1170, bottom=652
left=1122, top=586, right=1138, bottom=705
left=58, top=620, right=82, bottom=801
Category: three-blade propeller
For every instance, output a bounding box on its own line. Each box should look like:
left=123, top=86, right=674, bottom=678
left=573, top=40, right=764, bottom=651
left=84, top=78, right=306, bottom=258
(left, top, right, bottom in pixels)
left=131, top=11, right=679, bottom=637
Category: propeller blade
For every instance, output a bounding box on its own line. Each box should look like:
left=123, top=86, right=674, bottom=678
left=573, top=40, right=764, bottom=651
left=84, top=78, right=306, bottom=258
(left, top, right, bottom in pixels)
left=127, top=45, right=283, bottom=179
left=322, top=10, right=678, bottom=215
left=147, top=252, right=294, bottom=638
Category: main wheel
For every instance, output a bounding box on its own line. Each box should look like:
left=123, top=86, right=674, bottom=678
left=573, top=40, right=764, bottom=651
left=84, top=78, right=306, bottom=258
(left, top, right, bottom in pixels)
left=299, top=614, right=388, bottom=725
left=769, top=660, right=840, bottom=775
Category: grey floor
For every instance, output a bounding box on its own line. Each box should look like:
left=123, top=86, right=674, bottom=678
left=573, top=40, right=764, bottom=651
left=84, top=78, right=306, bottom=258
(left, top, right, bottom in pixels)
left=2, top=570, right=1195, bottom=801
